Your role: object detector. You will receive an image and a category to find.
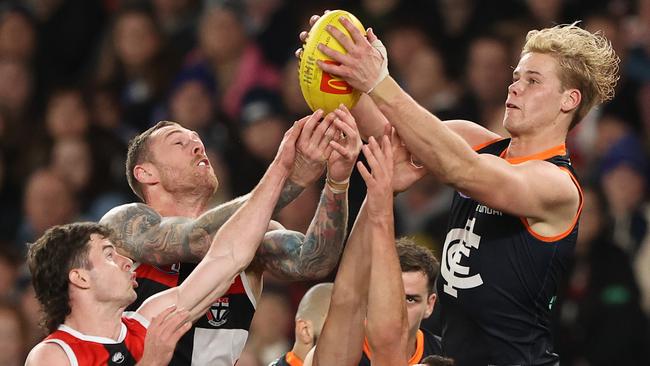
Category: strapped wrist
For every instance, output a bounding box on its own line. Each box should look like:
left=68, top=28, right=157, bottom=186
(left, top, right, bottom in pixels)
left=326, top=174, right=349, bottom=194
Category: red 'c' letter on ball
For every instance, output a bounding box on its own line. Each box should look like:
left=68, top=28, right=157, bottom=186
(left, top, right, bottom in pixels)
left=320, top=60, right=353, bottom=94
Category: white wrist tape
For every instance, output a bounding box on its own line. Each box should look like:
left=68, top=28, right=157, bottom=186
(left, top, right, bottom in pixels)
left=367, top=38, right=389, bottom=94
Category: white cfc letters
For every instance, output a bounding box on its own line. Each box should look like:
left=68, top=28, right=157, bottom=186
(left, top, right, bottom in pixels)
left=441, top=218, right=483, bottom=297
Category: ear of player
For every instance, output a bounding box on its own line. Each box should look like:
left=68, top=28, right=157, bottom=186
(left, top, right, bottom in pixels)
left=298, top=10, right=365, bottom=113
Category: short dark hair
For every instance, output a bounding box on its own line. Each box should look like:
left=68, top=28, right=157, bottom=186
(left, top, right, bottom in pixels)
left=396, top=237, right=440, bottom=294
left=125, top=121, right=178, bottom=201
left=27, top=222, right=113, bottom=333
left=421, top=355, right=455, bottom=366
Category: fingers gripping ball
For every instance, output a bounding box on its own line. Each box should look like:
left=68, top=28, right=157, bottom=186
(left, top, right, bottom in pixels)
left=299, top=10, right=366, bottom=113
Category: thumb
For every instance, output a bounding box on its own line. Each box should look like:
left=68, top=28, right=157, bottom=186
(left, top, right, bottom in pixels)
left=367, top=27, right=378, bottom=42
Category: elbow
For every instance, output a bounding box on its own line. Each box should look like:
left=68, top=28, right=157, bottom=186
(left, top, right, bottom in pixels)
left=366, top=318, right=406, bottom=350
left=330, top=285, right=365, bottom=310
left=440, top=153, right=481, bottom=188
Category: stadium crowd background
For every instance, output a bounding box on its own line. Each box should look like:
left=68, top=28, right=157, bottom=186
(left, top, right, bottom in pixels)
left=0, top=0, right=649, bottom=364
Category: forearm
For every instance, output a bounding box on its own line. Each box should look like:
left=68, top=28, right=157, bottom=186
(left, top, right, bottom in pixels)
left=366, top=210, right=407, bottom=363
left=175, top=162, right=291, bottom=319
left=314, top=202, right=370, bottom=366
left=351, top=93, right=390, bottom=141
left=192, top=178, right=306, bottom=242
left=257, top=185, right=348, bottom=280
left=370, top=76, right=479, bottom=184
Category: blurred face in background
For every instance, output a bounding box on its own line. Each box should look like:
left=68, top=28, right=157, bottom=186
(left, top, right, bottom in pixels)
left=24, top=170, right=76, bottom=236
left=114, top=11, right=160, bottom=69
left=199, top=7, right=246, bottom=62
left=404, top=47, right=447, bottom=105
left=242, top=117, right=286, bottom=162
left=170, top=80, right=214, bottom=130
left=467, top=37, right=512, bottom=106
left=51, top=138, right=92, bottom=192
left=0, top=59, right=31, bottom=114
left=0, top=306, right=25, bottom=366
left=385, top=26, right=429, bottom=79
left=46, top=90, right=89, bottom=140
left=576, top=189, right=604, bottom=255
left=0, top=10, right=36, bottom=62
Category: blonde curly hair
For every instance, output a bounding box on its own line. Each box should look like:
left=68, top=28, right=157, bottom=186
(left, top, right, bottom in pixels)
left=523, top=22, right=620, bottom=129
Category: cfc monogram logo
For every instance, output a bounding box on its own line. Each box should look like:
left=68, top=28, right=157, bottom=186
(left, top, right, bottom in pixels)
left=441, top=218, right=483, bottom=297
left=319, top=60, right=353, bottom=94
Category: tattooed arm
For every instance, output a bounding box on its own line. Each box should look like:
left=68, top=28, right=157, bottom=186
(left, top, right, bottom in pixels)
left=100, top=180, right=305, bottom=265
left=253, top=186, right=348, bottom=280
left=252, top=105, right=363, bottom=280
left=100, top=112, right=326, bottom=266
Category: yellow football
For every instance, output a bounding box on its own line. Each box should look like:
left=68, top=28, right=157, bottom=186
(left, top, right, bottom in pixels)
left=299, top=10, right=366, bottom=113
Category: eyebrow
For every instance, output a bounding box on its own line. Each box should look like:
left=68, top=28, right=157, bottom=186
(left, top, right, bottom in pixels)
left=102, top=244, right=116, bottom=251
left=163, top=129, right=184, bottom=141
left=513, top=70, right=543, bottom=77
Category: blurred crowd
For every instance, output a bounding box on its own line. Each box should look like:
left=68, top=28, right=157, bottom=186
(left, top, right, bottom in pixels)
left=0, top=0, right=649, bottom=365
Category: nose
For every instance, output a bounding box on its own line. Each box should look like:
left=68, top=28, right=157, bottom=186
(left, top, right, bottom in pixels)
left=508, top=80, right=521, bottom=96
left=117, top=253, right=134, bottom=272
left=191, top=138, right=205, bottom=156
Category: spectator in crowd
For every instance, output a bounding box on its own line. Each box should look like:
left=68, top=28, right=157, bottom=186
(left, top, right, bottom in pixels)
left=554, top=185, right=649, bottom=365
left=0, top=299, right=28, bottom=366
left=95, top=4, right=177, bottom=131
left=17, top=169, right=78, bottom=251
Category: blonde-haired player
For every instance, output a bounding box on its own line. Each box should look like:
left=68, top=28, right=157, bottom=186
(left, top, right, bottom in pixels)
left=315, top=20, right=619, bottom=365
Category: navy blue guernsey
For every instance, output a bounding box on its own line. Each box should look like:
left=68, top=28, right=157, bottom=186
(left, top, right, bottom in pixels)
left=436, top=138, right=581, bottom=366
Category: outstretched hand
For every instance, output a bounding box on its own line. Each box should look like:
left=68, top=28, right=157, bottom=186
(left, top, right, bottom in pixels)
left=296, top=12, right=388, bottom=93
left=139, top=306, right=191, bottom=366
left=288, top=110, right=338, bottom=186
left=357, top=135, right=394, bottom=217
left=386, top=124, right=428, bottom=193
left=327, top=104, right=363, bottom=183
left=275, top=118, right=306, bottom=174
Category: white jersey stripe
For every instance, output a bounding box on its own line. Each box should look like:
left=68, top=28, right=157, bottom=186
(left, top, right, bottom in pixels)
left=43, top=339, right=79, bottom=366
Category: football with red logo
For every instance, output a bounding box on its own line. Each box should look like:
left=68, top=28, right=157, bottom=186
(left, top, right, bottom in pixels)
left=299, top=10, right=366, bottom=113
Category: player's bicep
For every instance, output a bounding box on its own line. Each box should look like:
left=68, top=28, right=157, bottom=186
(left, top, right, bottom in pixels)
left=457, top=155, right=578, bottom=220
left=443, top=119, right=503, bottom=149
left=100, top=203, right=204, bottom=265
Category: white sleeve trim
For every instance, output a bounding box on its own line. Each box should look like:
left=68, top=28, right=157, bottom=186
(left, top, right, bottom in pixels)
left=43, top=339, right=79, bottom=366
left=123, top=311, right=150, bottom=329
left=239, top=272, right=257, bottom=309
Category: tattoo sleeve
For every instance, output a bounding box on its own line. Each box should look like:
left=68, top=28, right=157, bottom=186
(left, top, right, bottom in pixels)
left=99, top=179, right=306, bottom=266
left=253, top=187, right=348, bottom=281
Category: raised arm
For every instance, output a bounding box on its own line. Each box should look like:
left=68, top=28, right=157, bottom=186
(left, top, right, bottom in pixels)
left=137, top=121, right=302, bottom=322
left=252, top=105, right=362, bottom=280
left=100, top=112, right=329, bottom=266
left=361, top=135, right=408, bottom=366
left=317, top=18, right=579, bottom=228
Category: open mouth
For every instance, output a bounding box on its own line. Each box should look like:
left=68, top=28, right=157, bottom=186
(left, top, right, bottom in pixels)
left=505, top=103, right=519, bottom=109
left=197, top=158, right=210, bottom=167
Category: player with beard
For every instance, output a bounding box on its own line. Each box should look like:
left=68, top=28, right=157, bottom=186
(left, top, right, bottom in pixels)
left=100, top=107, right=361, bottom=364
left=25, top=120, right=306, bottom=365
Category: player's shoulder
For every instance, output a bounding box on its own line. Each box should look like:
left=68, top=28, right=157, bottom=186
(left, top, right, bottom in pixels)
left=100, top=202, right=160, bottom=225
left=25, top=341, right=71, bottom=366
